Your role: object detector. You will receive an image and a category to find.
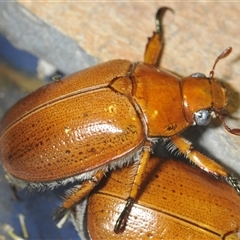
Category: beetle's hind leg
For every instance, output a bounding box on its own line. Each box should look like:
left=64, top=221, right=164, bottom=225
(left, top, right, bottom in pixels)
left=144, top=7, right=173, bottom=66
left=54, top=170, right=105, bottom=221
left=114, top=144, right=151, bottom=234
left=170, top=135, right=240, bottom=194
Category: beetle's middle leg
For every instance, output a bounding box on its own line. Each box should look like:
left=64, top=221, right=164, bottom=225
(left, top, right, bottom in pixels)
left=54, top=169, right=105, bottom=220
left=114, top=143, right=151, bottom=233
left=170, top=135, right=240, bottom=194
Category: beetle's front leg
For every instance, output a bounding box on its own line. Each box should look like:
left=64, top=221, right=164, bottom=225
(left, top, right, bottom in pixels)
left=54, top=169, right=105, bottom=220
left=144, top=7, right=172, bottom=66
left=170, top=135, right=240, bottom=194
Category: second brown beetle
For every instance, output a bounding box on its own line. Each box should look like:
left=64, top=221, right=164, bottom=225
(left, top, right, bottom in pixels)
left=72, top=157, right=240, bottom=239
left=0, top=7, right=240, bottom=233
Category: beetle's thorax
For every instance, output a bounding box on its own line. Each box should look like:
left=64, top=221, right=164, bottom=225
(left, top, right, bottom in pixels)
left=130, top=63, right=190, bottom=137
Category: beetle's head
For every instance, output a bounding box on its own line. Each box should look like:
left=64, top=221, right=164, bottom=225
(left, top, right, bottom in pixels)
left=181, top=47, right=240, bottom=136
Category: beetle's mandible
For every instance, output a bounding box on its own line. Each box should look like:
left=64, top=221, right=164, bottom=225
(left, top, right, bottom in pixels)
left=0, top=7, right=240, bottom=233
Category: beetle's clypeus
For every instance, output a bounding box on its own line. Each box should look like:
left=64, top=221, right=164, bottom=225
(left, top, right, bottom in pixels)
left=0, top=7, right=240, bottom=233
left=71, top=157, right=240, bottom=239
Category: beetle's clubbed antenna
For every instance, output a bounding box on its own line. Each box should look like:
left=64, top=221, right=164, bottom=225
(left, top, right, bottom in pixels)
left=209, top=47, right=232, bottom=78
left=210, top=47, right=240, bottom=136
left=215, top=111, right=240, bottom=136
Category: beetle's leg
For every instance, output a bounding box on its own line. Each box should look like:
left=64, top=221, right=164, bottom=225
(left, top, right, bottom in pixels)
left=11, top=185, right=22, bottom=201
left=170, top=135, right=240, bottom=194
left=114, top=144, right=151, bottom=233
left=144, top=7, right=172, bottom=66
left=54, top=169, right=105, bottom=220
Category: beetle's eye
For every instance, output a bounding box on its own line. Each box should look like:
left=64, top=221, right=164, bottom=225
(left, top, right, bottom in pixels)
left=191, top=72, right=206, bottom=78
left=194, top=110, right=211, bottom=126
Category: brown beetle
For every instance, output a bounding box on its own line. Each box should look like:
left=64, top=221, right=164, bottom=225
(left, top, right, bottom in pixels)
left=72, top=156, right=240, bottom=240
left=0, top=7, right=239, bottom=233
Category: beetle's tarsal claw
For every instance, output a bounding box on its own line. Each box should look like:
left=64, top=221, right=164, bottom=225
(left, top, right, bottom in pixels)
left=228, top=175, right=240, bottom=195
left=155, top=7, right=173, bottom=34
left=114, top=197, right=135, bottom=234
left=53, top=206, right=67, bottom=221
left=11, top=185, right=22, bottom=201
left=54, top=207, right=71, bottom=229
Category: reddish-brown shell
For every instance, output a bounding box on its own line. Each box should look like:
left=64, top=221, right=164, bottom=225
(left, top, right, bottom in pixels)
left=0, top=59, right=227, bottom=183
left=82, top=157, right=240, bottom=239
left=0, top=60, right=146, bottom=181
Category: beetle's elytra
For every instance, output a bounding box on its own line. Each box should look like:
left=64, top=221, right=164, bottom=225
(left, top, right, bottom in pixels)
left=0, top=7, right=240, bottom=233
left=72, top=157, right=240, bottom=239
